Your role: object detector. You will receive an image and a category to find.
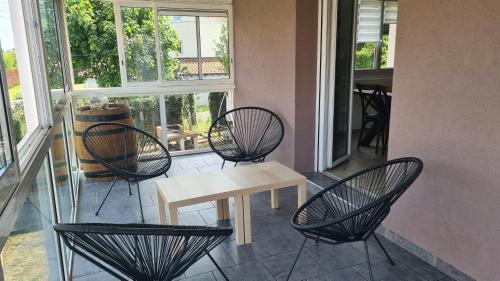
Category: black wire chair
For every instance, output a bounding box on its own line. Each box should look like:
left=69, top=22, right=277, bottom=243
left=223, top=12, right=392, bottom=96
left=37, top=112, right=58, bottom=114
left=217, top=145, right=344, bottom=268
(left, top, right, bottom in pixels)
left=355, top=83, right=391, bottom=155
left=54, top=223, right=233, bottom=281
left=83, top=122, right=172, bottom=222
left=286, top=158, right=423, bottom=281
left=208, top=106, right=285, bottom=169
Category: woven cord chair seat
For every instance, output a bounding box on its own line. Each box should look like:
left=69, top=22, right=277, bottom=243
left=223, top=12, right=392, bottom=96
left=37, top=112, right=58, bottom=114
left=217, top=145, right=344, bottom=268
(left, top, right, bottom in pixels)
left=286, top=158, right=423, bottom=281
left=82, top=122, right=172, bottom=222
left=55, top=224, right=233, bottom=281
left=83, top=122, right=172, bottom=181
left=292, top=158, right=422, bottom=243
left=208, top=107, right=284, bottom=163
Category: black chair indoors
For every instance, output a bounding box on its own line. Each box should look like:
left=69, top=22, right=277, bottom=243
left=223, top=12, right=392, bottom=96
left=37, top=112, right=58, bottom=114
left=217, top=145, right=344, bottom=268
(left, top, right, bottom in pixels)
left=54, top=223, right=232, bottom=281
left=208, top=106, right=284, bottom=169
left=83, top=122, right=171, bottom=222
left=287, top=158, right=423, bottom=281
left=356, top=83, right=391, bottom=154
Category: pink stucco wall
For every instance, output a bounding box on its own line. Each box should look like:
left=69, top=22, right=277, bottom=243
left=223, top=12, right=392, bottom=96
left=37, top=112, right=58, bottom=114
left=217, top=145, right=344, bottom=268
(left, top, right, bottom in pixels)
left=385, top=1, right=500, bottom=280
left=295, top=0, right=318, bottom=173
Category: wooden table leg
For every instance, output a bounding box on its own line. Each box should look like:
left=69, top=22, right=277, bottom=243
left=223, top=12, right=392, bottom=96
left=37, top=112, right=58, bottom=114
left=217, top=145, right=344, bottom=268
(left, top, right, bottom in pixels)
left=180, top=138, right=185, bottom=151
left=167, top=204, right=178, bottom=225
left=157, top=188, right=167, bottom=224
left=298, top=181, right=307, bottom=208
left=234, top=194, right=251, bottom=245
left=216, top=198, right=230, bottom=220
left=271, top=189, right=279, bottom=209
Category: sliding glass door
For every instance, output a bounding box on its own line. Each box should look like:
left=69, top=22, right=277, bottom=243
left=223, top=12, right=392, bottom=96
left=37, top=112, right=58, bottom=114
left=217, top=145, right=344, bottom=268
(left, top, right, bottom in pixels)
left=317, top=0, right=357, bottom=171
left=331, top=0, right=356, bottom=166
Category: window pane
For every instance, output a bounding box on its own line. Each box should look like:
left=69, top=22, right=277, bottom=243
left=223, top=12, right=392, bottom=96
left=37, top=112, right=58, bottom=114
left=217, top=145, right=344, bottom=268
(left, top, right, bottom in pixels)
left=381, top=2, right=397, bottom=69
left=121, top=7, right=158, bottom=83
left=0, top=0, right=40, bottom=144
left=1, top=158, right=61, bottom=281
left=160, top=15, right=199, bottom=81
left=75, top=96, right=161, bottom=138
left=66, top=0, right=121, bottom=88
left=355, top=42, right=376, bottom=70
left=51, top=120, right=74, bottom=264
left=200, top=16, right=229, bottom=79
left=39, top=0, right=66, bottom=111
left=165, top=92, right=230, bottom=152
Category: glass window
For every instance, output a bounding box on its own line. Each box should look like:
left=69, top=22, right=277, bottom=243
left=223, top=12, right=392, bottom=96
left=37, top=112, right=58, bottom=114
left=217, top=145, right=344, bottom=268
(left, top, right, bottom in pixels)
left=165, top=92, right=230, bottom=152
left=38, top=0, right=66, bottom=114
left=355, top=42, right=377, bottom=70
left=65, top=0, right=121, bottom=88
left=64, top=105, right=79, bottom=190
left=75, top=96, right=161, bottom=138
left=200, top=16, right=229, bottom=80
left=355, top=0, right=398, bottom=70
left=0, top=0, right=40, bottom=145
left=0, top=158, right=62, bottom=281
left=158, top=13, right=230, bottom=82
left=51, top=120, right=74, bottom=265
left=160, top=15, right=199, bottom=81
left=121, top=6, right=158, bottom=83
left=381, top=1, right=398, bottom=69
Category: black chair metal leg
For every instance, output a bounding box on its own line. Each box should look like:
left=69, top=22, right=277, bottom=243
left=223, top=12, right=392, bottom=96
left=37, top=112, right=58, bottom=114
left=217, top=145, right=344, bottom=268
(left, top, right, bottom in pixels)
left=206, top=251, right=229, bottom=281
left=221, top=159, right=226, bottom=169
left=234, top=161, right=238, bottom=167
left=95, top=177, right=118, bottom=216
left=136, top=182, right=145, bottom=223
left=358, top=119, right=366, bottom=150
left=373, top=233, right=395, bottom=266
left=286, top=238, right=307, bottom=281
left=128, top=182, right=132, bottom=196
left=364, top=240, right=375, bottom=281
left=165, top=173, right=168, bottom=178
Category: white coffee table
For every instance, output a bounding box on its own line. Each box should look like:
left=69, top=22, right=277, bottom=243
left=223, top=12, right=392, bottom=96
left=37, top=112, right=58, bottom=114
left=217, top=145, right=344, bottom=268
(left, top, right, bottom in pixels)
left=156, top=161, right=307, bottom=245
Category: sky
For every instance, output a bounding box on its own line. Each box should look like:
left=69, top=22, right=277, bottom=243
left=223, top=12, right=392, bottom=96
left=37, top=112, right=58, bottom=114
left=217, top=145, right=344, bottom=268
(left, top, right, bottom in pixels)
left=0, top=1, right=16, bottom=51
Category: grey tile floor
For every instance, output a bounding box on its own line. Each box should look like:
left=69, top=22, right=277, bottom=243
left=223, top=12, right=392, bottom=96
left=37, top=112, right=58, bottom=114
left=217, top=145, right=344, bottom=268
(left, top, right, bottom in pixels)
left=327, top=131, right=388, bottom=179
left=73, top=153, right=452, bottom=281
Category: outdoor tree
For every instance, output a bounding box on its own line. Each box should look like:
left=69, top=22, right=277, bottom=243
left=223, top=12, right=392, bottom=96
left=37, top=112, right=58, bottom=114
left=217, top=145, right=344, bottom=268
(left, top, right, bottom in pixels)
left=209, top=22, right=229, bottom=123
left=66, top=0, right=196, bottom=134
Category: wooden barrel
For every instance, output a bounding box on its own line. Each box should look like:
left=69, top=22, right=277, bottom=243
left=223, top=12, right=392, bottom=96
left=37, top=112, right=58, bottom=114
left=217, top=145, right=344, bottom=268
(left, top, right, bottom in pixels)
left=75, top=104, right=134, bottom=182
left=53, top=129, right=68, bottom=183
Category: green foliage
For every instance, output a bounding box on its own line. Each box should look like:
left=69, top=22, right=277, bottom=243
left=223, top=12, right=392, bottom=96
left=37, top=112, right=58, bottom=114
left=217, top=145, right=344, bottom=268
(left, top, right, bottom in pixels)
left=214, top=23, right=229, bottom=74
left=380, top=34, right=389, bottom=68
left=39, top=0, right=64, bottom=89
left=3, top=50, right=17, bottom=71
left=66, top=1, right=183, bottom=86
left=355, top=42, right=376, bottom=70
left=66, top=0, right=121, bottom=87
left=166, top=95, right=184, bottom=125
left=8, top=85, right=22, bottom=101
left=208, top=92, right=226, bottom=123
left=10, top=100, right=26, bottom=143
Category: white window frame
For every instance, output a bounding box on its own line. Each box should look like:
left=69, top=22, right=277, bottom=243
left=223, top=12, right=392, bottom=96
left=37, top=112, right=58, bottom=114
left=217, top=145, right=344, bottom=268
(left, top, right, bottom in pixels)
left=3, top=0, right=55, bottom=170
left=114, top=1, right=235, bottom=91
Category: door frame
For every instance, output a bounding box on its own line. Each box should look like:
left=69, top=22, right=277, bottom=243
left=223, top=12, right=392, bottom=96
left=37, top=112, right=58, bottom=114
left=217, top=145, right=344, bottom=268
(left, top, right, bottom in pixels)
left=315, top=0, right=357, bottom=172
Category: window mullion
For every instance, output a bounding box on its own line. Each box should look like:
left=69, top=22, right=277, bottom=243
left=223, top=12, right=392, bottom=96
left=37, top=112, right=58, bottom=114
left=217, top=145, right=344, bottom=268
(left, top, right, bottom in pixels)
left=113, top=2, right=128, bottom=87
left=196, top=16, right=202, bottom=80
left=154, top=8, right=163, bottom=85
left=375, top=0, right=385, bottom=69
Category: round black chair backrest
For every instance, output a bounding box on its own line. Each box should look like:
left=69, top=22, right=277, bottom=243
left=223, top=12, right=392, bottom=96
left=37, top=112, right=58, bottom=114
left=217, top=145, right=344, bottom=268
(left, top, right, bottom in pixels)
left=83, top=122, right=171, bottom=181
left=208, top=106, right=285, bottom=162
left=292, top=157, right=423, bottom=242
left=54, top=223, right=233, bottom=281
